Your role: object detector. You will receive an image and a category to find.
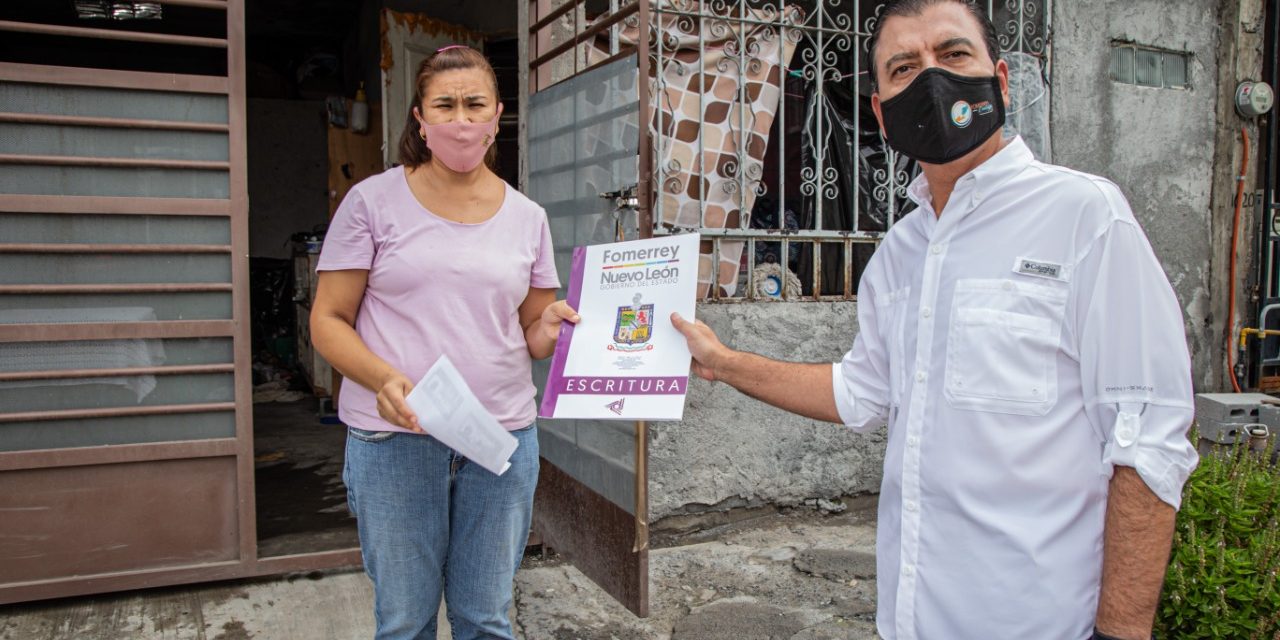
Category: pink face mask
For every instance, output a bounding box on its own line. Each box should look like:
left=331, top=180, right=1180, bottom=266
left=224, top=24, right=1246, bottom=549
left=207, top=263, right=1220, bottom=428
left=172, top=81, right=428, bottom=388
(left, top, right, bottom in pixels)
left=418, top=103, right=502, bottom=173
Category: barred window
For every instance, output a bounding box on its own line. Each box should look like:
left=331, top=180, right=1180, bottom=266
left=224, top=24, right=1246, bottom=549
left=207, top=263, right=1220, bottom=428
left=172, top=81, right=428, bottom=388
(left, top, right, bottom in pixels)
left=527, top=0, right=1053, bottom=301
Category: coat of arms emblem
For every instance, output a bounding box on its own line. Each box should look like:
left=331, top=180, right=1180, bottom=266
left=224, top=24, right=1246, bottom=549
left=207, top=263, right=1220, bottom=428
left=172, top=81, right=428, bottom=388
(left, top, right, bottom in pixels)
left=611, top=294, right=654, bottom=351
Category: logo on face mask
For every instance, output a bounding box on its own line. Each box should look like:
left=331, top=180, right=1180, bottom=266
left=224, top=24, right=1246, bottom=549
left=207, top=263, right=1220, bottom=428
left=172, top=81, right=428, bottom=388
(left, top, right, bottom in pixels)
left=952, top=100, right=996, bottom=128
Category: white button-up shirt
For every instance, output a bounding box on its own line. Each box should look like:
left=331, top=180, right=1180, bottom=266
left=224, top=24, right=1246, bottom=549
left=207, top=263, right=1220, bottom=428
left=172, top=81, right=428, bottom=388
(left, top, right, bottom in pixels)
left=832, top=137, right=1197, bottom=640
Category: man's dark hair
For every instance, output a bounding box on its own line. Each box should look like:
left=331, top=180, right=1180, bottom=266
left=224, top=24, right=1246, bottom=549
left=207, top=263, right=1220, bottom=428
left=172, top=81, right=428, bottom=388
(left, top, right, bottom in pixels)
left=865, top=0, right=1001, bottom=89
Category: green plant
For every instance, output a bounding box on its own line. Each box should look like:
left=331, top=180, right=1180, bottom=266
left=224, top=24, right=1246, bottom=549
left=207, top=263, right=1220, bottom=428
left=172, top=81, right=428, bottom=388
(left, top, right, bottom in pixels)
left=1156, top=429, right=1280, bottom=639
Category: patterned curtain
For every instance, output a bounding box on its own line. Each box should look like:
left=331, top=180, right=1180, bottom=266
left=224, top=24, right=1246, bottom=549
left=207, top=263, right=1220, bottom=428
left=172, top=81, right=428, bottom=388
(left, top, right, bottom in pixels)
left=590, top=2, right=802, bottom=297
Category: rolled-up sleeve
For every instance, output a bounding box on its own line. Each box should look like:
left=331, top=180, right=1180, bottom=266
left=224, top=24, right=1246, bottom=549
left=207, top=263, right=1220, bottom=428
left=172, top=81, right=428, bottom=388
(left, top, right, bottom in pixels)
left=833, top=277, right=891, bottom=433
left=1073, top=186, right=1198, bottom=509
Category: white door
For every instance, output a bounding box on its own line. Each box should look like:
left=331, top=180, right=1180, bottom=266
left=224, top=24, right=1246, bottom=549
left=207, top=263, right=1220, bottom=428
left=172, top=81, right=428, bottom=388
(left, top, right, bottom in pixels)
left=380, top=9, right=485, bottom=168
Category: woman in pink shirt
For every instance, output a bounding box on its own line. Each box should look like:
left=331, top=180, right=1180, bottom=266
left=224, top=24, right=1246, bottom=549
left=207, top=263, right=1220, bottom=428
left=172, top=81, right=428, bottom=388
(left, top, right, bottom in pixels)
left=311, top=46, right=576, bottom=640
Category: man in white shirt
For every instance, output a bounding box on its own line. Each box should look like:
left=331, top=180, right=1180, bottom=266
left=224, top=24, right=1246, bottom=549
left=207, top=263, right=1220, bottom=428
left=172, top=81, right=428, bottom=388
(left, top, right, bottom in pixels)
left=670, top=1, right=1197, bottom=638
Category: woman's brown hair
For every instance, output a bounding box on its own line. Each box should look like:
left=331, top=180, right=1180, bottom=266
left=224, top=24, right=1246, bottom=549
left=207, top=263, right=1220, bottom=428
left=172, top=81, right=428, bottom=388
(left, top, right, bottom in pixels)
left=397, top=45, right=501, bottom=169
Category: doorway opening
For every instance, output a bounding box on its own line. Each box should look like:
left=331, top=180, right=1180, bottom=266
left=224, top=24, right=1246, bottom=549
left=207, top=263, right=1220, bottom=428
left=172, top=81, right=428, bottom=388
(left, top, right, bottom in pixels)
left=242, top=0, right=522, bottom=559
left=0, top=0, right=530, bottom=603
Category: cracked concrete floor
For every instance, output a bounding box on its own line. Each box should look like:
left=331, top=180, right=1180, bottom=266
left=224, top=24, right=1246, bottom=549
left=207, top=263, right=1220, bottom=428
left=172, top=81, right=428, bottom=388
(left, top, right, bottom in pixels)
left=0, top=506, right=880, bottom=640
left=516, top=506, right=880, bottom=640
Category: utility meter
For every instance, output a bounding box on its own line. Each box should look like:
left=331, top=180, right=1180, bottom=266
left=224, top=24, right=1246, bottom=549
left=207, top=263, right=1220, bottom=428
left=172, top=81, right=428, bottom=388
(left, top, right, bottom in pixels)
left=1236, top=81, right=1275, bottom=118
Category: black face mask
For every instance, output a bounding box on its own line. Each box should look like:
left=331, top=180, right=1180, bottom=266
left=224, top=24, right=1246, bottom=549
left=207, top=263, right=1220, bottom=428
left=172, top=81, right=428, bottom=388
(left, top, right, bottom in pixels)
left=878, top=67, right=1006, bottom=165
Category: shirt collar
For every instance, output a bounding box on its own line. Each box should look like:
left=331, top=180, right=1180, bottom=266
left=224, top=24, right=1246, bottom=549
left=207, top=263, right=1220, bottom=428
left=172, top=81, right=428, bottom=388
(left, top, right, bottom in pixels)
left=905, top=135, right=1034, bottom=215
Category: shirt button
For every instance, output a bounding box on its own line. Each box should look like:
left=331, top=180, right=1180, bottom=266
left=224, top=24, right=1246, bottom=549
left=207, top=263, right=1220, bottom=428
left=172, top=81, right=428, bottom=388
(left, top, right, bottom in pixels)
left=905, top=501, right=918, bottom=512
left=907, top=436, right=918, bottom=447
left=1002, top=281, right=1013, bottom=291
left=916, top=371, right=926, bottom=382
left=930, top=245, right=942, bottom=255
left=922, top=307, right=932, bottom=318
left=903, top=565, right=915, bottom=577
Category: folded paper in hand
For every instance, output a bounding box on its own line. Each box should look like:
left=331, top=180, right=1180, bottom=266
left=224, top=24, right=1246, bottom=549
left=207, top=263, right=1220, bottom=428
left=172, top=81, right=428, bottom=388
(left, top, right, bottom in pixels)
left=405, top=355, right=518, bottom=475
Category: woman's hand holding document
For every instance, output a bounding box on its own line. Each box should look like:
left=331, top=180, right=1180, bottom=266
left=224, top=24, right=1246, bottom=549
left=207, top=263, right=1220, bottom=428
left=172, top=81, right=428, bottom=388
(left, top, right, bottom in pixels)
left=405, top=354, right=519, bottom=475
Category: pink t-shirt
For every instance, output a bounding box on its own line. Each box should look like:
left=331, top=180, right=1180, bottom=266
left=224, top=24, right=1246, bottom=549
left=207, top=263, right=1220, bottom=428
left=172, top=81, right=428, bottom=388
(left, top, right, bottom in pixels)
left=316, top=166, right=560, bottom=431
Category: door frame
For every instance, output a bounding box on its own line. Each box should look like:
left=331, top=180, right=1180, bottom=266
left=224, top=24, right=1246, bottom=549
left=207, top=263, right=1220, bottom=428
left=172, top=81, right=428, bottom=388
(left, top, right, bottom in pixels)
left=0, top=0, right=362, bottom=605
left=522, top=0, right=652, bottom=617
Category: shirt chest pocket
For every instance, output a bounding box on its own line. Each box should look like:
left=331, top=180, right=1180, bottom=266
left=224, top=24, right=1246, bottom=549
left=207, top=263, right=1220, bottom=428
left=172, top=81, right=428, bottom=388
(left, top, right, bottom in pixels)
left=875, top=286, right=911, bottom=407
left=944, top=279, right=1067, bottom=416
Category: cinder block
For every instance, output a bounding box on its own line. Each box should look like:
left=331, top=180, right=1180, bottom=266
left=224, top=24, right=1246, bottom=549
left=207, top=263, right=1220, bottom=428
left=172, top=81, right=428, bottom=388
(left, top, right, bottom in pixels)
left=1255, top=404, right=1280, bottom=453
left=1194, top=392, right=1271, bottom=422
left=1194, top=393, right=1272, bottom=445
left=1258, top=403, right=1280, bottom=432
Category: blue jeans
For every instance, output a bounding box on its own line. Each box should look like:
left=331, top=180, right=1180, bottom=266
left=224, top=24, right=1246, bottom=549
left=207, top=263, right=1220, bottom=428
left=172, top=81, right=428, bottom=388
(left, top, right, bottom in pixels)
left=343, top=424, right=539, bottom=640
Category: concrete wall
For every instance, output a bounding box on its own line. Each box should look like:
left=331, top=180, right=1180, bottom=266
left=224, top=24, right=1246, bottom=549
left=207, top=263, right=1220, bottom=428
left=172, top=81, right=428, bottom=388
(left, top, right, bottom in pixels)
left=1208, top=0, right=1266, bottom=391
left=1050, top=0, right=1238, bottom=392
left=246, top=99, right=329, bottom=259
left=649, top=302, right=886, bottom=520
